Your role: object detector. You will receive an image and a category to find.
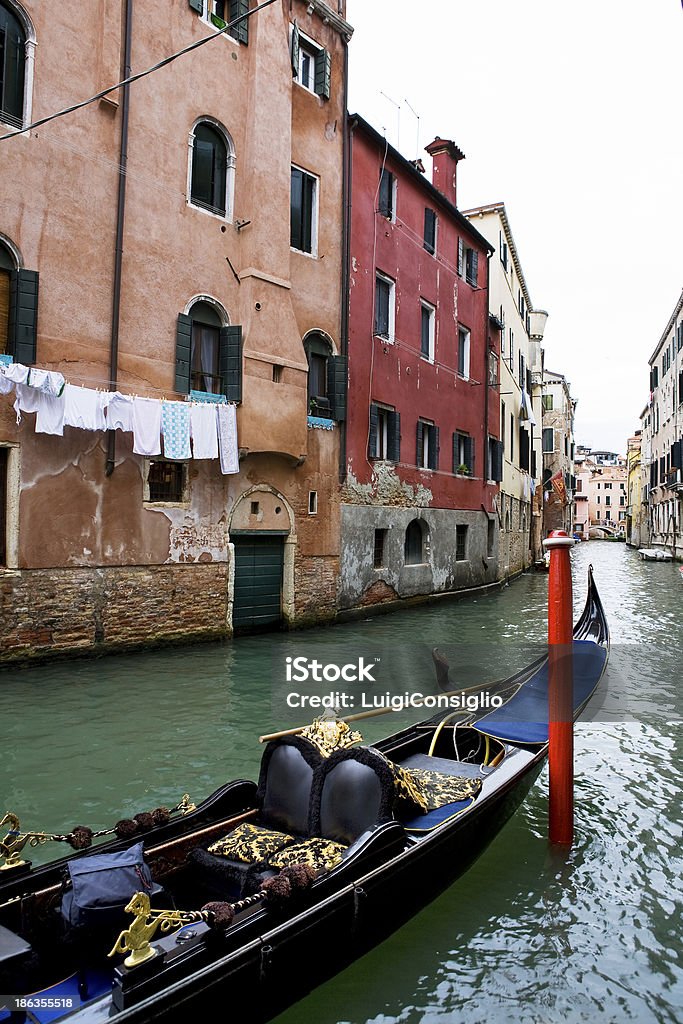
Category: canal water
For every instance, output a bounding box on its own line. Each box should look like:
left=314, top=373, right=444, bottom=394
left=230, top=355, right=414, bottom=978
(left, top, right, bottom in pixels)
left=2, top=542, right=682, bottom=1023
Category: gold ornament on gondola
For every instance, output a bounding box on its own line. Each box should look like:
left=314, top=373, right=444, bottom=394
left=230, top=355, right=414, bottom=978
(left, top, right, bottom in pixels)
left=299, top=716, right=363, bottom=758
left=0, top=813, right=61, bottom=870
left=108, top=892, right=205, bottom=968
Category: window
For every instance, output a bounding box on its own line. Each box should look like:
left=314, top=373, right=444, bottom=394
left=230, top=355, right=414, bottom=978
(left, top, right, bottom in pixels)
left=605, top=495, right=611, bottom=507
left=378, top=168, right=395, bottom=220
left=0, top=3, right=25, bottom=127
left=290, top=24, right=331, bottom=99
left=0, top=238, right=38, bottom=363
left=373, top=528, right=387, bottom=569
left=508, top=329, right=514, bottom=369
left=604, top=482, right=612, bottom=489
left=308, top=490, right=318, bottom=515
left=487, top=518, right=495, bottom=557
left=190, top=122, right=230, bottom=217
left=176, top=304, right=242, bottom=401
left=455, top=524, right=468, bottom=561
left=489, top=437, right=503, bottom=482
left=369, top=403, right=400, bottom=461
left=457, top=327, right=470, bottom=379
left=518, top=351, right=525, bottom=388
left=416, top=419, right=439, bottom=470
left=304, top=332, right=333, bottom=417
left=519, top=426, right=530, bottom=471
left=542, top=428, right=554, bottom=452
left=424, top=209, right=437, bottom=255
left=453, top=432, right=474, bottom=475
left=542, top=394, right=553, bottom=411
left=420, top=301, right=435, bottom=361
left=488, top=351, right=499, bottom=387
left=290, top=166, right=318, bottom=254
left=404, top=519, right=427, bottom=565
left=457, top=240, right=479, bottom=287
left=620, top=495, right=625, bottom=507
left=375, top=272, right=395, bottom=340
left=510, top=413, right=514, bottom=460
left=499, top=234, right=508, bottom=270
left=0, top=241, right=12, bottom=354
left=192, top=1, right=250, bottom=43
left=146, top=461, right=188, bottom=504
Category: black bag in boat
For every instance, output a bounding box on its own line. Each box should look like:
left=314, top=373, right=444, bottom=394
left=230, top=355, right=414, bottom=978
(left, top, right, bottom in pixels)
left=61, top=842, right=157, bottom=930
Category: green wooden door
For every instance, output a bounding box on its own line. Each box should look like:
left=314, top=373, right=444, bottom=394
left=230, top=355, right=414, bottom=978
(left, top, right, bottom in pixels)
left=232, top=534, right=285, bottom=632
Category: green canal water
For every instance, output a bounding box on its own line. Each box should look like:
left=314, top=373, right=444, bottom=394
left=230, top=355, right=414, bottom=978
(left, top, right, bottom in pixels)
left=2, top=543, right=682, bottom=1023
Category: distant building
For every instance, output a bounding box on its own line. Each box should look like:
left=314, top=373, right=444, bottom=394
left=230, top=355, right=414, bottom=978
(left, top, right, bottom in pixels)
left=542, top=370, right=576, bottom=535
left=625, top=431, right=645, bottom=548
left=340, top=117, right=500, bottom=612
left=463, top=202, right=548, bottom=576
left=577, top=455, right=627, bottom=537
left=644, top=287, right=683, bottom=557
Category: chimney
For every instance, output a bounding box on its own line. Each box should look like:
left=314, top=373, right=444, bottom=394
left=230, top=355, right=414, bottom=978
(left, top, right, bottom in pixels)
left=424, top=137, right=465, bottom=207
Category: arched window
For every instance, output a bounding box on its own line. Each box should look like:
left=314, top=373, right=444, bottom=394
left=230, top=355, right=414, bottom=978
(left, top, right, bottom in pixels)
left=404, top=519, right=427, bottom=566
left=0, top=3, right=25, bottom=126
left=189, top=300, right=223, bottom=394
left=304, top=332, right=333, bottom=416
left=190, top=121, right=231, bottom=217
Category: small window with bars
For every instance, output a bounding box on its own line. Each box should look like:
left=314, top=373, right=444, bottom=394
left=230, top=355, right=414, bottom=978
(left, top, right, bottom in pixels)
left=146, top=460, right=188, bottom=504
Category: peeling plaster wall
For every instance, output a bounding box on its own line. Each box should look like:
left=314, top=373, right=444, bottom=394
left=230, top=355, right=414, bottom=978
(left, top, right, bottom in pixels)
left=339, top=504, right=498, bottom=609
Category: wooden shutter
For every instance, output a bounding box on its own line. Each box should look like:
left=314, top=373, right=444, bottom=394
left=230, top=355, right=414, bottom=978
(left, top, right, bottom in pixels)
left=189, top=0, right=203, bottom=12
left=290, top=21, right=300, bottom=77
left=430, top=426, right=440, bottom=470
left=327, top=355, right=347, bottom=421
left=492, top=439, right=503, bottom=482
left=8, top=269, right=38, bottom=365
left=314, top=48, right=331, bottom=100
left=387, top=411, right=400, bottom=462
left=220, top=324, right=242, bottom=402
left=416, top=421, right=424, bottom=467
left=452, top=432, right=459, bottom=474
left=0, top=269, right=10, bottom=354
left=457, top=238, right=464, bottom=276
left=229, top=0, right=249, bottom=43
left=368, top=404, right=378, bottom=458
left=424, top=209, right=436, bottom=255
left=379, top=170, right=392, bottom=217
left=519, top=427, right=530, bottom=471
left=464, top=435, right=474, bottom=475
left=467, top=249, right=478, bottom=287
left=175, top=313, right=192, bottom=394
left=672, top=441, right=682, bottom=470
left=531, top=448, right=537, bottom=478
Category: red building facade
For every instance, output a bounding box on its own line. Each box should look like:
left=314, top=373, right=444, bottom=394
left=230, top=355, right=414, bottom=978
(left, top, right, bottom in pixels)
left=339, top=116, right=502, bottom=610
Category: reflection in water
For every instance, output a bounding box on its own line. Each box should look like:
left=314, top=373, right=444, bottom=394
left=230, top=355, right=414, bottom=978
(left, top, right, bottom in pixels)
left=1, top=542, right=681, bottom=1023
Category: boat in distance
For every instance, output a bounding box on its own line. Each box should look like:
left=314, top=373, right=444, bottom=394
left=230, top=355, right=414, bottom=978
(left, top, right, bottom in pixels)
left=0, top=568, right=609, bottom=1024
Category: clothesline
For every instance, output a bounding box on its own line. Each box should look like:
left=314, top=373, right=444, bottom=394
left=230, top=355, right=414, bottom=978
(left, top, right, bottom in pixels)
left=0, top=361, right=239, bottom=474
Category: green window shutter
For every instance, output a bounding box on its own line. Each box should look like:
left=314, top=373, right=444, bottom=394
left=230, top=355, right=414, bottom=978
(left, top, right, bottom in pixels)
left=387, top=411, right=400, bottom=462
left=290, top=21, right=300, bottom=77
left=314, top=48, right=331, bottom=100
left=229, top=0, right=249, bottom=44
left=452, top=432, right=459, bottom=474
left=327, top=355, right=347, bottom=421
left=368, top=404, right=378, bottom=458
left=465, top=435, right=475, bottom=475
left=416, top=421, right=424, bottom=467
left=175, top=313, right=192, bottom=394
left=493, top=440, right=503, bottom=482
left=220, top=324, right=243, bottom=402
left=457, top=238, right=464, bottom=276
left=189, top=0, right=203, bottom=13
left=430, top=425, right=440, bottom=471
left=8, top=269, right=38, bottom=364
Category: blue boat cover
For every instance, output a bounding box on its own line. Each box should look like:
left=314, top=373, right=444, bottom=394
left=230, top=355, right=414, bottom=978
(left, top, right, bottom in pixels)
left=474, top=640, right=607, bottom=745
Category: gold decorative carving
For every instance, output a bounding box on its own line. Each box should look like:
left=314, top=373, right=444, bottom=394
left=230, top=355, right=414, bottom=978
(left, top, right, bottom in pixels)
left=299, top=717, right=363, bottom=758
left=108, top=892, right=205, bottom=969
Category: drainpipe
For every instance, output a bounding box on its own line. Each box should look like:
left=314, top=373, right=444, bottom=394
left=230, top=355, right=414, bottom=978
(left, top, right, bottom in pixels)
left=106, top=0, right=133, bottom=477
left=339, top=38, right=351, bottom=483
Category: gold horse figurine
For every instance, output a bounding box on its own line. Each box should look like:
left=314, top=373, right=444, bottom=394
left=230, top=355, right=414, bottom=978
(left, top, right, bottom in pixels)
left=109, top=892, right=204, bottom=969
left=0, top=812, right=58, bottom=871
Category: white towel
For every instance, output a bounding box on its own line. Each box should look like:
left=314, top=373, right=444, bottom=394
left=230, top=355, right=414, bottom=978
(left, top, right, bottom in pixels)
left=217, top=403, right=239, bottom=474
left=0, top=368, right=13, bottom=395
left=64, top=385, right=108, bottom=430
left=107, top=392, right=134, bottom=432
left=133, top=397, right=162, bottom=456
left=35, top=393, right=66, bottom=435
left=3, top=363, right=29, bottom=386
left=28, top=368, right=66, bottom=397
left=162, top=401, right=191, bottom=460
left=190, top=403, right=218, bottom=460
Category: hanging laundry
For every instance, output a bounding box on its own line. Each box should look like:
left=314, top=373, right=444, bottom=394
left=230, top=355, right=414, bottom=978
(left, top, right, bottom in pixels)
left=161, top=401, right=191, bottom=460
left=132, top=397, right=162, bottom=456
left=0, top=369, right=13, bottom=395
left=63, top=384, right=109, bottom=431
left=217, top=403, right=239, bottom=474
left=190, top=403, right=218, bottom=460
left=3, top=363, right=30, bottom=386
left=27, top=368, right=66, bottom=397
left=35, top=392, right=66, bottom=436
left=13, top=383, right=42, bottom=422
left=107, top=392, right=134, bottom=432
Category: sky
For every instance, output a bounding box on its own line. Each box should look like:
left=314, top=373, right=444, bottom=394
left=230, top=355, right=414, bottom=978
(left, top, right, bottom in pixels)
left=345, top=0, right=683, bottom=454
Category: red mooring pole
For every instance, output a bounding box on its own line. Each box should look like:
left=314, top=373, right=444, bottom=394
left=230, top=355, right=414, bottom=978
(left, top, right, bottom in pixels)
left=542, top=529, right=574, bottom=845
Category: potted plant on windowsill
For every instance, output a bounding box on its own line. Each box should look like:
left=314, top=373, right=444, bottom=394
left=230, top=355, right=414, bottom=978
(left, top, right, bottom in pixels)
left=457, top=464, right=471, bottom=476
left=211, top=13, right=227, bottom=28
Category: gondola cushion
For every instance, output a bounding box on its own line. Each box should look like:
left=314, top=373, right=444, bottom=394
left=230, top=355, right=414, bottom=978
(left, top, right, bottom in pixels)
left=267, top=837, right=346, bottom=871
left=402, top=798, right=476, bottom=833
left=207, top=822, right=296, bottom=864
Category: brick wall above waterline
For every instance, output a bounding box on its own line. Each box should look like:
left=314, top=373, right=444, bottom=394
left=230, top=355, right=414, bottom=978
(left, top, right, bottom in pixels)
left=0, top=564, right=230, bottom=664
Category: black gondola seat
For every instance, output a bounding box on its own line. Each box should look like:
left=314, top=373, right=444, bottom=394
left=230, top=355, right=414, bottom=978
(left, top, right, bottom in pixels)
left=189, top=735, right=324, bottom=899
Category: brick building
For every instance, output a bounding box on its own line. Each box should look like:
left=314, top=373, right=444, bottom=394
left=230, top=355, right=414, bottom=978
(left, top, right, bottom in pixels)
left=0, top=0, right=353, bottom=661
left=339, top=116, right=501, bottom=611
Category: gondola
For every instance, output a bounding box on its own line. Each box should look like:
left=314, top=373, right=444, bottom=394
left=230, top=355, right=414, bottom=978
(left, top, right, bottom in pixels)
left=0, top=568, right=609, bottom=1024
